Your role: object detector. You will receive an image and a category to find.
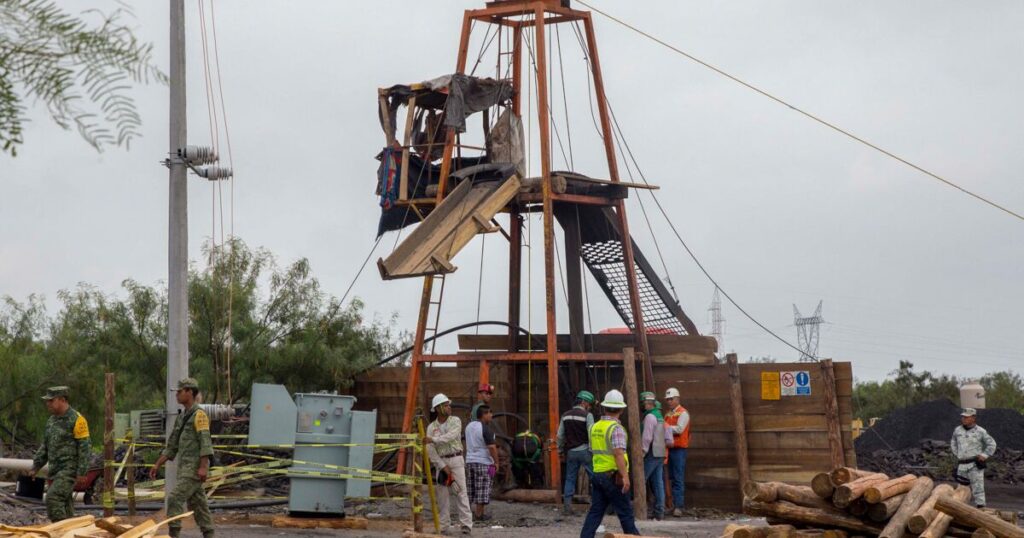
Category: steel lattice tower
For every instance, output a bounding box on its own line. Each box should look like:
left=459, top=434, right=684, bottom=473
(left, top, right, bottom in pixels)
left=708, top=287, right=725, bottom=359
left=793, top=300, right=824, bottom=362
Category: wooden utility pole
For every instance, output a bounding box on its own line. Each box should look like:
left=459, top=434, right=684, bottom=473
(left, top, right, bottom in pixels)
left=726, top=354, right=750, bottom=497
left=166, top=0, right=189, bottom=502
left=103, top=373, right=115, bottom=517
left=622, top=348, right=647, bottom=519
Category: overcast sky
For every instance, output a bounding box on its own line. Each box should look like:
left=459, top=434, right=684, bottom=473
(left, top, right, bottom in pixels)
left=2, top=1, right=1021, bottom=383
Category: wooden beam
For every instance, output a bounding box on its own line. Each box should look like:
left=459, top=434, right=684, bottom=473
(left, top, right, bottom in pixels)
left=820, top=359, right=845, bottom=469
left=727, top=354, right=750, bottom=499
left=878, top=476, right=934, bottom=538
left=622, top=347, right=647, bottom=520
left=919, top=486, right=972, bottom=538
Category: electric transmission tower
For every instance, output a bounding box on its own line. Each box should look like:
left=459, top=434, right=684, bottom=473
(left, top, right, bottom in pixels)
left=708, top=287, right=725, bottom=359
left=793, top=300, right=824, bottom=362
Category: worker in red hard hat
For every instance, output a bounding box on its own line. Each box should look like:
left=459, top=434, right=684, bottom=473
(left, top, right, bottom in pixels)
left=470, top=383, right=495, bottom=423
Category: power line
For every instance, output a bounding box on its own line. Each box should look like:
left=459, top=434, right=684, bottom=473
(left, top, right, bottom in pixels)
left=577, top=0, right=1024, bottom=223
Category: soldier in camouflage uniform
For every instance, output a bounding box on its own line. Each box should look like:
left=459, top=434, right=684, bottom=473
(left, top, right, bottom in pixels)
left=951, top=408, right=997, bottom=508
left=29, top=386, right=92, bottom=522
left=150, top=378, right=215, bottom=538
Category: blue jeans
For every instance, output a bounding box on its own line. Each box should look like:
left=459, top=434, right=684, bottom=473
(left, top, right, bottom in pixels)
left=580, top=471, right=640, bottom=538
left=563, top=449, right=592, bottom=505
left=643, top=454, right=665, bottom=517
left=668, top=448, right=687, bottom=509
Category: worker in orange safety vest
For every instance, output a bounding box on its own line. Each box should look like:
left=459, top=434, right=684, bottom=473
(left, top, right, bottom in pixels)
left=663, top=387, right=690, bottom=516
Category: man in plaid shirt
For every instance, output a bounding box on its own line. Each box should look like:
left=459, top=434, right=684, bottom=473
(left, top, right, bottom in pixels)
left=465, top=405, right=499, bottom=521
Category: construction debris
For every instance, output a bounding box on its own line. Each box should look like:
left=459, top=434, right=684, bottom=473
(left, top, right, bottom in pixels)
left=0, top=512, right=191, bottom=538
left=740, top=467, right=1024, bottom=538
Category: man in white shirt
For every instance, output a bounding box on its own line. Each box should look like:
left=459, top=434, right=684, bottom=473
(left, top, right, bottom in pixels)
left=425, top=393, right=472, bottom=535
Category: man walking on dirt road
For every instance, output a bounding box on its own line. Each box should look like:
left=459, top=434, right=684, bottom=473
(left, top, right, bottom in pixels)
left=951, top=408, right=997, bottom=507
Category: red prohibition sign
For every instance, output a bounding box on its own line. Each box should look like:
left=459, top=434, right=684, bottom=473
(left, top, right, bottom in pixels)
left=781, top=372, right=796, bottom=387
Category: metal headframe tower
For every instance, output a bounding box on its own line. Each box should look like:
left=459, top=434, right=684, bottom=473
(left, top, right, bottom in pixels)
left=793, top=300, right=824, bottom=362
left=708, top=287, right=724, bottom=359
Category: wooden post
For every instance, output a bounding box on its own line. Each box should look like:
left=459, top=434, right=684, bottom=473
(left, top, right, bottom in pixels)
left=125, top=429, right=136, bottom=516
left=622, top=348, right=647, bottom=519
left=820, top=359, right=845, bottom=470
left=908, top=484, right=955, bottom=533
left=864, top=474, right=916, bottom=503
left=416, top=415, right=441, bottom=534
left=103, top=372, right=115, bottom=517
left=920, top=486, right=972, bottom=538
left=727, top=354, right=750, bottom=498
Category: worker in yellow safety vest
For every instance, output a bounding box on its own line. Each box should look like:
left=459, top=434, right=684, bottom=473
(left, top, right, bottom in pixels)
left=579, top=390, right=641, bottom=538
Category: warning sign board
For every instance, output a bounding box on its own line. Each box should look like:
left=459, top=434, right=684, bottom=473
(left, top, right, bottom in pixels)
left=781, top=370, right=812, bottom=396
left=761, top=371, right=780, bottom=400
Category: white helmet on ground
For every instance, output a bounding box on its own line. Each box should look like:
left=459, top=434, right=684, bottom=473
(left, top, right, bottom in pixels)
left=431, top=393, right=451, bottom=410
left=665, top=387, right=680, bottom=399
left=601, top=389, right=627, bottom=409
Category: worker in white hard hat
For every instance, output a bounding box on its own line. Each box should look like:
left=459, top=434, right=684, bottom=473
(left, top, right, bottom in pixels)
left=663, top=387, right=690, bottom=516
left=425, top=393, right=472, bottom=534
left=580, top=389, right=641, bottom=538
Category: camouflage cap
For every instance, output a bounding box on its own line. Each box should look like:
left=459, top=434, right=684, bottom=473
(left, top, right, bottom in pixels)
left=171, top=377, right=200, bottom=391
left=42, top=386, right=69, bottom=400
left=961, top=408, right=977, bottom=417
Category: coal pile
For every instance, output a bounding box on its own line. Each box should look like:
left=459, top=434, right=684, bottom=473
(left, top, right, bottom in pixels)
left=858, top=439, right=1024, bottom=485
left=854, top=398, right=1024, bottom=453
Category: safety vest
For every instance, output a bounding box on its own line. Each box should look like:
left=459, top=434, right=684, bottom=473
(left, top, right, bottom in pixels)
left=665, top=404, right=691, bottom=449
left=590, top=419, right=628, bottom=473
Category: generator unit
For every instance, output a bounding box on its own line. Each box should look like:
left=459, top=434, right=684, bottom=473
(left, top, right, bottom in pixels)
left=249, top=383, right=377, bottom=516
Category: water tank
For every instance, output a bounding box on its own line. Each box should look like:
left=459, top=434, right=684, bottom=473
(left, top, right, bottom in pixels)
left=960, top=380, right=986, bottom=409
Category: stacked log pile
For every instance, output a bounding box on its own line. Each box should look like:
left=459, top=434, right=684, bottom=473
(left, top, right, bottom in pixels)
left=735, top=467, right=1022, bottom=538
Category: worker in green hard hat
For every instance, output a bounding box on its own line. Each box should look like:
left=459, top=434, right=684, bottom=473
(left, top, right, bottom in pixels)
left=640, top=391, right=668, bottom=520
left=556, top=390, right=596, bottom=516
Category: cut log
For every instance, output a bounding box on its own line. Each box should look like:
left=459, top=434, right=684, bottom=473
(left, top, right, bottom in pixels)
left=271, top=516, right=368, bottom=530
left=744, top=481, right=832, bottom=510
left=722, top=524, right=748, bottom=538
left=919, top=485, right=972, bottom=538
left=491, top=488, right=559, bottom=503
left=792, top=531, right=826, bottom=538
left=878, top=476, right=934, bottom=538
left=907, top=483, right=955, bottom=533
left=934, top=494, right=1024, bottom=538
left=980, top=509, right=1019, bottom=526
left=864, top=474, right=917, bottom=504
left=113, top=521, right=155, bottom=538
left=41, top=517, right=95, bottom=535
left=973, top=530, right=996, bottom=538
left=731, top=526, right=796, bottom=538
left=833, top=473, right=888, bottom=508
left=848, top=498, right=869, bottom=517
left=867, top=493, right=906, bottom=522
left=744, top=481, right=780, bottom=502
left=810, top=472, right=835, bottom=499
left=519, top=175, right=567, bottom=194
left=823, top=531, right=848, bottom=538
left=734, top=528, right=768, bottom=538
left=830, top=468, right=877, bottom=486
left=743, top=499, right=883, bottom=535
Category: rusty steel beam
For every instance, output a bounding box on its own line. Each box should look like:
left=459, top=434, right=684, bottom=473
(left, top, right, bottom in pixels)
left=435, top=12, right=474, bottom=203
left=397, top=275, right=435, bottom=476
left=581, top=13, right=654, bottom=392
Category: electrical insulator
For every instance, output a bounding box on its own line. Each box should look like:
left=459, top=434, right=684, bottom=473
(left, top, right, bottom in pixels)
left=197, top=165, right=233, bottom=180
left=178, top=145, right=218, bottom=165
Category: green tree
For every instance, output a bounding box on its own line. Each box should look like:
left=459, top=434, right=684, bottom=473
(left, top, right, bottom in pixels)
left=0, top=1, right=166, bottom=156
left=0, top=239, right=407, bottom=444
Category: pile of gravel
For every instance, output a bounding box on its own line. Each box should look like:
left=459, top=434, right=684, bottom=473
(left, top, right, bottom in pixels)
left=855, top=398, right=1024, bottom=453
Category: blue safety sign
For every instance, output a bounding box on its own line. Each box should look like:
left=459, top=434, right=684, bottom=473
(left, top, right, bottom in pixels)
left=795, top=371, right=811, bottom=395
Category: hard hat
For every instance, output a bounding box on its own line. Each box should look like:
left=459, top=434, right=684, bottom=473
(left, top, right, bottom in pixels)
left=665, top=387, right=680, bottom=399
left=576, top=390, right=596, bottom=403
left=431, top=393, right=451, bottom=410
left=478, top=383, right=495, bottom=394
left=601, top=389, right=627, bottom=409
left=640, top=391, right=657, bottom=401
